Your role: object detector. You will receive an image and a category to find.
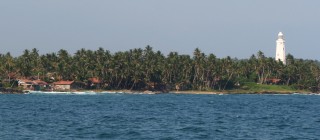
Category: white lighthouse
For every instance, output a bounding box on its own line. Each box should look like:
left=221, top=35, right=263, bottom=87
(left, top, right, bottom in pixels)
left=276, top=32, right=286, bottom=64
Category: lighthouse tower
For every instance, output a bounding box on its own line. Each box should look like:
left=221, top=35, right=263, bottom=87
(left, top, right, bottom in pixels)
left=276, top=32, right=286, bottom=64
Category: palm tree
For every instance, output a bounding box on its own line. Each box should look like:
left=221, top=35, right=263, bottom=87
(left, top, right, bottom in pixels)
left=17, top=49, right=33, bottom=78
left=3, top=53, right=15, bottom=81
left=192, top=48, right=206, bottom=90
left=57, top=49, right=73, bottom=80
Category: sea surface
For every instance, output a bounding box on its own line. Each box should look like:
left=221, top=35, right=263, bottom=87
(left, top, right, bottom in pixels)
left=0, top=93, right=320, bottom=140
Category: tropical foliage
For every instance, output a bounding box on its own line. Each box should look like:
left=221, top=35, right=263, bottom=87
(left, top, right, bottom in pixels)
left=1, top=46, right=320, bottom=92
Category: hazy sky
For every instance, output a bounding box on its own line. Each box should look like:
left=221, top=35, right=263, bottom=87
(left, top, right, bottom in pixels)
left=1, top=1, right=319, bottom=59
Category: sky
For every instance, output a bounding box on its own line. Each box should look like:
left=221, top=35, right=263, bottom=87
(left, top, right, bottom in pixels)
left=1, top=0, right=320, bottom=59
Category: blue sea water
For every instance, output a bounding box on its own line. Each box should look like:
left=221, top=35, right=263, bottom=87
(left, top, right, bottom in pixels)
left=0, top=93, right=320, bottom=140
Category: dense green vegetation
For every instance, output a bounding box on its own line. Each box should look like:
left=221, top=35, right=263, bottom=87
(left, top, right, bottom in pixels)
left=238, top=82, right=300, bottom=93
left=1, top=46, right=320, bottom=92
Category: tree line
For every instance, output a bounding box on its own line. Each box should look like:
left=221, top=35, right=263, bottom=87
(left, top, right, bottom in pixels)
left=1, top=46, right=320, bottom=92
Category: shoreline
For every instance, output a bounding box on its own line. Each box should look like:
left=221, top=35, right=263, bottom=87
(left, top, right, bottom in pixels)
left=95, top=89, right=315, bottom=95
left=170, top=90, right=314, bottom=95
left=0, top=88, right=316, bottom=95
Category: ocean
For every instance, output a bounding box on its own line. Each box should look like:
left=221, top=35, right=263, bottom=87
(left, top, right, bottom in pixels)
left=0, top=93, right=320, bottom=139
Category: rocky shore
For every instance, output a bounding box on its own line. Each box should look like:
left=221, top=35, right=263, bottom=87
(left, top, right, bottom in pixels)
left=0, top=88, right=24, bottom=94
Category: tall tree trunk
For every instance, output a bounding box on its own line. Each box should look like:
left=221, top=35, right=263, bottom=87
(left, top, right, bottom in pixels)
left=286, top=77, right=291, bottom=86
left=223, top=72, right=233, bottom=90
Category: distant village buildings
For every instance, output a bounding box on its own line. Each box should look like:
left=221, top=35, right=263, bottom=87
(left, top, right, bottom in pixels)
left=276, top=32, right=286, bottom=64
left=53, top=81, right=75, bottom=90
left=18, top=79, right=48, bottom=91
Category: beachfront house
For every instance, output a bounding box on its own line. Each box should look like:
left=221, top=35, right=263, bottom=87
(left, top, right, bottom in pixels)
left=88, top=77, right=102, bottom=89
left=53, top=81, right=75, bottom=91
left=18, top=79, right=48, bottom=91
left=266, top=78, right=282, bottom=85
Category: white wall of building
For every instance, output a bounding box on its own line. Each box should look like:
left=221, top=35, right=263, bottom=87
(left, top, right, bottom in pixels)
left=276, top=32, right=286, bottom=64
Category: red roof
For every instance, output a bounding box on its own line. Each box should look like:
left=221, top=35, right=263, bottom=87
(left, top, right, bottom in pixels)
left=8, top=72, right=17, bottom=78
left=34, top=80, right=48, bottom=85
left=19, top=79, right=33, bottom=83
left=89, top=77, right=101, bottom=84
left=54, top=81, right=74, bottom=85
left=266, top=78, right=281, bottom=83
left=18, top=79, right=48, bottom=85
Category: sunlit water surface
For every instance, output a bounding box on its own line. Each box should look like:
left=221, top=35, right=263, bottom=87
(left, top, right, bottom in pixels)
left=1, top=93, right=320, bottom=139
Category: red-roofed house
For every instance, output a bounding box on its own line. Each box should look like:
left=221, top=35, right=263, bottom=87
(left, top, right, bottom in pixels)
left=266, top=78, right=282, bottom=84
left=18, top=79, right=48, bottom=91
left=53, top=81, right=75, bottom=90
left=88, top=77, right=101, bottom=84
left=18, top=79, right=37, bottom=90
left=34, top=80, right=48, bottom=86
left=88, top=77, right=102, bottom=89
